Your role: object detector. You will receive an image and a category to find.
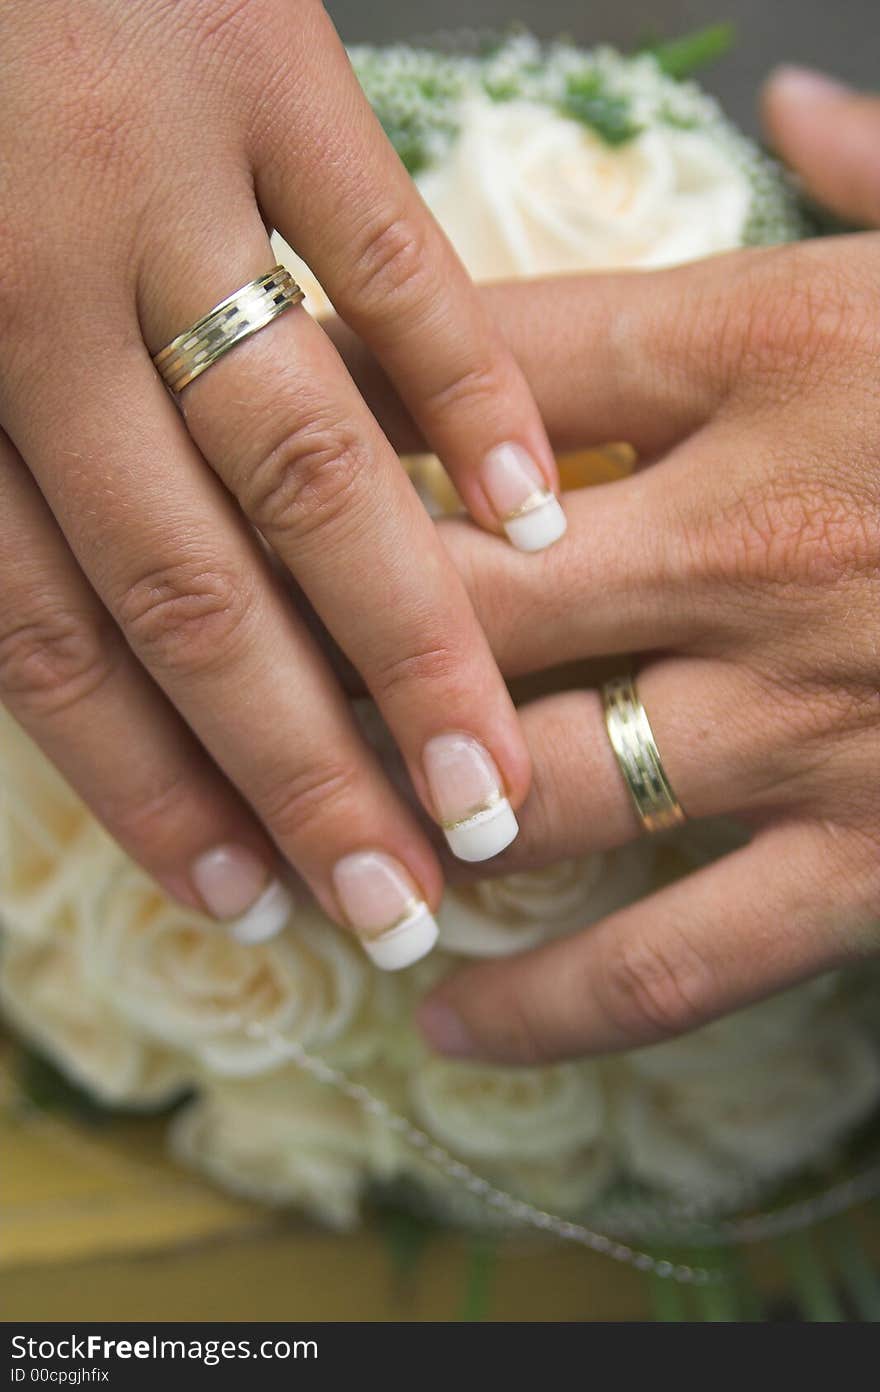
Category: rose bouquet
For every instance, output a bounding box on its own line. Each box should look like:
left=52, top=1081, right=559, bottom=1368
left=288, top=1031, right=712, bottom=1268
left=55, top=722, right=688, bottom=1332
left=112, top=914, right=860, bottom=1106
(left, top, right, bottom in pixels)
left=2, top=35, right=879, bottom=1260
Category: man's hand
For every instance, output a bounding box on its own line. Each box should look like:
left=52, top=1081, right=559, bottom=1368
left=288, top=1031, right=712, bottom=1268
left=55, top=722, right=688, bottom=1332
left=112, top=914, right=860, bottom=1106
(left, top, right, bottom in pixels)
left=330, top=68, right=880, bottom=1058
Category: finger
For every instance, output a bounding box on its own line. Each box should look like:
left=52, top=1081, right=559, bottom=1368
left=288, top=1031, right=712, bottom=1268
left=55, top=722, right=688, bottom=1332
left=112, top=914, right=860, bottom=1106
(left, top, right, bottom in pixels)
left=139, top=219, right=530, bottom=863
left=762, top=68, right=880, bottom=227
left=419, top=819, right=875, bottom=1063
left=252, top=2, right=566, bottom=548
left=1, top=328, right=447, bottom=968
left=435, top=479, right=717, bottom=678
left=436, top=648, right=820, bottom=884
left=326, top=652, right=808, bottom=887
left=0, top=434, right=289, bottom=942
left=287, top=442, right=745, bottom=691
left=325, top=261, right=757, bottom=461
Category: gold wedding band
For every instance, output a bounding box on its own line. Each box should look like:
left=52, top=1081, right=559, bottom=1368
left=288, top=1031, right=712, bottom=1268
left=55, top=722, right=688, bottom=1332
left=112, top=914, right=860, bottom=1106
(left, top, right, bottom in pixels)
left=602, top=674, right=685, bottom=835
left=152, top=265, right=304, bottom=393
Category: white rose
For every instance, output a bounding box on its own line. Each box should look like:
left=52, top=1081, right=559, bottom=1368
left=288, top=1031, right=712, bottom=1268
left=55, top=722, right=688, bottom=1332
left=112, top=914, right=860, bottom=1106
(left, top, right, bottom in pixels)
left=624, top=978, right=841, bottom=1080
left=0, top=709, right=116, bottom=944
left=271, top=93, right=753, bottom=311
left=415, top=95, right=753, bottom=279
left=411, top=1056, right=605, bottom=1162
left=0, top=927, right=187, bottom=1106
left=613, top=996, right=880, bottom=1206
left=169, top=1069, right=402, bottom=1228
left=409, top=1058, right=613, bottom=1216
left=438, top=843, right=654, bottom=957
left=83, top=863, right=398, bottom=1078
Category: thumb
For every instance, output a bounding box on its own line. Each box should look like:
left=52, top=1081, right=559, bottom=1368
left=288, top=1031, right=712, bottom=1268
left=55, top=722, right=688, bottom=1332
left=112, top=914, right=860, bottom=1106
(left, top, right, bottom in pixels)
left=762, top=66, right=880, bottom=227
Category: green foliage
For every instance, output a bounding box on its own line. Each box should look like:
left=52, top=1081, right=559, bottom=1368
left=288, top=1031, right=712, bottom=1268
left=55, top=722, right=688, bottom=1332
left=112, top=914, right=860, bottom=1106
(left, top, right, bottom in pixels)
left=647, top=24, right=736, bottom=80
left=378, top=1204, right=439, bottom=1289
left=559, top=72, right=642, bottom=145
left=15, top=1046, right=115, bottom=1125
left=459, top=1236, right=496, bottom=1321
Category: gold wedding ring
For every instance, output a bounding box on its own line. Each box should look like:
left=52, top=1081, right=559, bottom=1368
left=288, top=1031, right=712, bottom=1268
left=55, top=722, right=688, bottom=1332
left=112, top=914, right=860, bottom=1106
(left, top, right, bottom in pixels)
left=152, top=265, right=304, bottom=392
left=602, top=674, right=685, bottom=834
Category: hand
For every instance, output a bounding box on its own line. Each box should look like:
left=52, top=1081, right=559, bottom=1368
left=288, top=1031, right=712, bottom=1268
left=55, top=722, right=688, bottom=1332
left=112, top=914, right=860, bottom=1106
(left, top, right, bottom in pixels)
left=0, top=3, right=560, bottom=960
left=337, top=68, right=880, bottom=1057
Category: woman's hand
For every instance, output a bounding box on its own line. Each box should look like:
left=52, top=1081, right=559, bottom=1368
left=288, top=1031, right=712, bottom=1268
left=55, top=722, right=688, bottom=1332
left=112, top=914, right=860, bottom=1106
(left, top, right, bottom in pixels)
left=337, top=68, right=880, bottom=1055
left=0, top=2, right=560, bottom=960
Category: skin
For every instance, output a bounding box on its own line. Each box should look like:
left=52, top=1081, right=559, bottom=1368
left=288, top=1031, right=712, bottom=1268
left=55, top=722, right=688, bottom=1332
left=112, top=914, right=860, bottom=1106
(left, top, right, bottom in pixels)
left=332, top=68, right=880, bottom=1063
left=0, top=1, right=559, bottom=927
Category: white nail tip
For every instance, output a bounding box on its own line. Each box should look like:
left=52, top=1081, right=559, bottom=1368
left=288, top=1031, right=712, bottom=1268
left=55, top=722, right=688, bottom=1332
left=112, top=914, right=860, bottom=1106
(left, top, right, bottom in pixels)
left=227, top=878, right=292, bottom=945
left=362, top=903, right=439, bottom=971
left=504, top=495, right=567, bottom=552
left=443, top=798, right=519, bottom=862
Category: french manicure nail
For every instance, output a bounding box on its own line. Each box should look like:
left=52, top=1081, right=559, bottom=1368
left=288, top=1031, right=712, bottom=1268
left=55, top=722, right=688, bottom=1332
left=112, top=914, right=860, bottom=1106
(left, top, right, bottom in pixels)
left=191, top=844, right=291, bottom=945
left=481, top=442, right=567, bottom=552
left=417, top=999, right=475, bottom=1057
left=332, top=850, right=438, bottom=971
left=423, top=732, right=518, bottom=862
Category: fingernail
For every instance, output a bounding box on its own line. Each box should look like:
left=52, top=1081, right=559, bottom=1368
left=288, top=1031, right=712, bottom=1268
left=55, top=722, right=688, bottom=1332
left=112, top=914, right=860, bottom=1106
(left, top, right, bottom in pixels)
left=332, top=850, right=438, bottom=971
left=417, top=999, right=475, bottom=1057
left=423, top=732, right=518, bottom=862
left=770, top=65, right=850, bottom=103
left=191, top=844, right=292, bottom=944
left=481, top=443, right=567, bottom=552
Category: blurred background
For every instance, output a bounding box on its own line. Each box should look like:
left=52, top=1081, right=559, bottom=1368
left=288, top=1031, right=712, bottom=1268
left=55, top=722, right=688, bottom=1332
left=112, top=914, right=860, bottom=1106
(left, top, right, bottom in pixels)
left=327, top=0, right=878, bottom=136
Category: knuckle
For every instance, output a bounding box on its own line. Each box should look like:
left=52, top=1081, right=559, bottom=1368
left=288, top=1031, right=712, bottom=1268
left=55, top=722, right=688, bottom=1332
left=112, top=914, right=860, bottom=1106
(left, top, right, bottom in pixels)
left=53, top=63, right=145, bottom=186
left=729, top=249, right=876, bottom=390
left=116, top=560, right=252, bottom=673
left=0, top=609, right=117, bottom=717
left=370, top=641, right=461, bottom=703
left=260, top=758, right=362, bottom=845
left=683, top=473, right=880, bottom=594
left=101, top=769, right=194, bottom=861
left=188, top=0, right=257, bottom=49
left=421, top=356, right=508, bottom=420
left=347, top=211, right=431, bottom=316
left=240, top=418, right=367, bottom=541
left=596, top=931, right=711, bottom=1045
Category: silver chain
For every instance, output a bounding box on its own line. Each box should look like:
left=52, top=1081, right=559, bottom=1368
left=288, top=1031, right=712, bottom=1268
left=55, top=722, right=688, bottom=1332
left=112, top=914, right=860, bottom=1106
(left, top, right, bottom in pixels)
left=244, top=1023, right=721, bottom=1285
left=244, top=1022, right=880, bottom=1285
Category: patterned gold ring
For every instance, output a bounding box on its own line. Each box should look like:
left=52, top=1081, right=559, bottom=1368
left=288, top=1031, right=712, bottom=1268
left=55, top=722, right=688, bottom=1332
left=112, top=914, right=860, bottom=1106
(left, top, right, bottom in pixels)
left=152, top=266, right=304, bottom=393
left=602, top=674, right=685, bottom=835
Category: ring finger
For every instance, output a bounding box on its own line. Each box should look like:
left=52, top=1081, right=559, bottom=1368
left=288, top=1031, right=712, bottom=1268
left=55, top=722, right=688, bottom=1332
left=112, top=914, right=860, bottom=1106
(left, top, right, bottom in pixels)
left=138, top=215, right=530, bottom=860
left=444, top=655, right=815, bottom=877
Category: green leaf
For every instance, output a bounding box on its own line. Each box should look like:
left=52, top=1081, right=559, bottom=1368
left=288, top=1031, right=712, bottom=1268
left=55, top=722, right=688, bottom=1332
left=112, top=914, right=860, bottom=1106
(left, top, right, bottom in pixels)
left=777, top=1231, right=846, bottom=1322
left=691, top=1250, right=748, bottom=1322
left=377, top=114, right=431, bottom=176
left=459, top=1236, right=496, bottom=1322
left=483, top=75, right=521, bottom=102
left=648, top=1270, right=689, bottom=1322
left=559, top=72, right=642, bottom=146
left=826, top=1218, right=880, bottom=1321
left=377, top=1206, right=437, bottom=1292
left=647, top=24, right=736, bottom=80
left=13, top=1044, right=186, bottom=1123
left=15, top=1046, right=116, bottom=1125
